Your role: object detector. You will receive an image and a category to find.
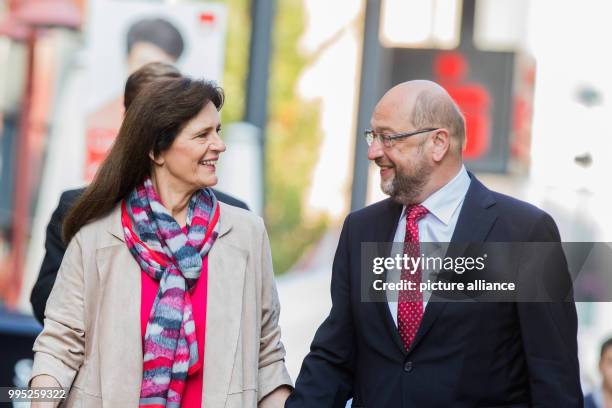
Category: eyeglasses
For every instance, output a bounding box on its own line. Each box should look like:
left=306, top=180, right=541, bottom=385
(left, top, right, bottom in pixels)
left=364, top=127, right=439, bottom=148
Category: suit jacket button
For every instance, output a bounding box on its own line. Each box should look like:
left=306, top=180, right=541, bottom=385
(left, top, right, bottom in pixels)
left=404, top=361, right=413, bottom=372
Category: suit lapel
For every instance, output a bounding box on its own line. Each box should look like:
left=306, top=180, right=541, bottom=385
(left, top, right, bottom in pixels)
left=369, top=200, right=410, bottom=355
left=406, top=174, right=498, bottom=354
left=448, top=175, right=498, bottom=244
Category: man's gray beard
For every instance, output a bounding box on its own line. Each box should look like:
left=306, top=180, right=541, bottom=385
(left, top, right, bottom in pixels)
left=381, top=161, right=432, bottom=205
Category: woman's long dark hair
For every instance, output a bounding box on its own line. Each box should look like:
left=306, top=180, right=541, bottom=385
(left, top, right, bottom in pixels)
left=62, top=77, right=224, bottom=243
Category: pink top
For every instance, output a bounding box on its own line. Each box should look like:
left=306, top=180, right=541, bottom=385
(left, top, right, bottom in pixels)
left=140, top=238, right=208, bottom=407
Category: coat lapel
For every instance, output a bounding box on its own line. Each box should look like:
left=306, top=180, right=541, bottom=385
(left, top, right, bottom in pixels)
left=406, top=174, right=498, bottom=354
left=95, top=205, right=142, bottom=404
left=96, top=243, right=143, bottom=405
left=202, top=206, right=247, bottom=408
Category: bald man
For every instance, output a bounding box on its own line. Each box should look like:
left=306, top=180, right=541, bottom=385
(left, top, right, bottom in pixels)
left=287, top=81, right=581, bottom=407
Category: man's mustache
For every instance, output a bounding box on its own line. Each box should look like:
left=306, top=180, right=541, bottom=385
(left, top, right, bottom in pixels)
left=375, top=159, right=394, bottom=168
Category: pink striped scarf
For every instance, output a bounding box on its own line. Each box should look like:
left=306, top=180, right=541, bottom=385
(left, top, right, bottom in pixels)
left=121, top=177, right=219, bottom=407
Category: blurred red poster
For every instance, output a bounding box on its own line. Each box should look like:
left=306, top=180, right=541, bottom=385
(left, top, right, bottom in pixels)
left=84, top=0, right=228, bottom=181
left=85, top=128, right=118, bottom=182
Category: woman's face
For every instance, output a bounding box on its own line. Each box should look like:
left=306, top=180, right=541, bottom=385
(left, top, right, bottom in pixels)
left=152, top=101, right=225, bottom=192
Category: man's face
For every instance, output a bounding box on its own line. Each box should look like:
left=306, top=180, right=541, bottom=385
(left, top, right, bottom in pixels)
left=367, top=97, right=433, bottom=205
left=601, top=346, right=612, bottom=390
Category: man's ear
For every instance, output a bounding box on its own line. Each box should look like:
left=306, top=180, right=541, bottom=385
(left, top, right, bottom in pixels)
left=149, top=150, right=164, bottom=166
left=431, top=128, right=451, bottom=162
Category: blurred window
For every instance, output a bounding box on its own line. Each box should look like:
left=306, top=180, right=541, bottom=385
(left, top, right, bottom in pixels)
left=380, top=0, right=463, bottom=49
left=380, top=0, right=529, bottom=51
left=473, top=0, right=529, bottom=51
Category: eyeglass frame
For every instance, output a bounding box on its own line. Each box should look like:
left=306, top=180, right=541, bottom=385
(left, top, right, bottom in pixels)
left=364, top=127, right=440, bottom=148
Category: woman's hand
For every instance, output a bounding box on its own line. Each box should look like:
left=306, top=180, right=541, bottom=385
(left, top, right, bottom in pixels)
left=30, top=375, right=61, bottom=408
left=258, top=385, right=292, bottom=408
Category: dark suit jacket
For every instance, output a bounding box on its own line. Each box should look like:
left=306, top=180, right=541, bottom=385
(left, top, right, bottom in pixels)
left=286, top=174, right=582, bottom=408
left=30, top=187, right=249, bottom=325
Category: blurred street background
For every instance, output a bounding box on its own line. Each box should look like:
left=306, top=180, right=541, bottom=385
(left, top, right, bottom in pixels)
left=0, top=0, right=611, bottom=398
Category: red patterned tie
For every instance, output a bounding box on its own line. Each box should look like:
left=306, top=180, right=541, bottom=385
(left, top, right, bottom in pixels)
left=398, top=204, right=429, bottom=351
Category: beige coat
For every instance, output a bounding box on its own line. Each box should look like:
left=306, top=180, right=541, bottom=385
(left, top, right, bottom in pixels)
left=30, top=202, right=292, bottom=407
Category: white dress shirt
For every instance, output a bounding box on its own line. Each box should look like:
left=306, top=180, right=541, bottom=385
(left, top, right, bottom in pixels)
left=387, top=165, right=471, bottom=326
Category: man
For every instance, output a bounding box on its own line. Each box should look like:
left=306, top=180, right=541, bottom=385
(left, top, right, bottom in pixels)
left=30, top=62, right=248, bottom=325
left=287, top=80, right=581, bottom=407
left=585, top=337, right=612, bottom=408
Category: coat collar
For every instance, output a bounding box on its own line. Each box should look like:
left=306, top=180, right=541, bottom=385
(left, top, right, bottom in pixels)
left=405, top=165, right=471, bottom=227
left=104, top=201, right=234, bottom=245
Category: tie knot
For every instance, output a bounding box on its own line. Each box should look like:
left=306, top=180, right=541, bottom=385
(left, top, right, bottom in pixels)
left=406, top=204, right=428, bottom=222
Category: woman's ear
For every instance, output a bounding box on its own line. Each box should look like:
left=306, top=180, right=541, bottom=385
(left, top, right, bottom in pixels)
left=149, top=150, right=164, bottom=166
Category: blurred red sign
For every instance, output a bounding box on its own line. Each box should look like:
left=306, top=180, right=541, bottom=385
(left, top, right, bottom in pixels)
left=199, top=12, right=215, bottom=25
left=435, top=52, right=491, bottom=160
left=85, top=127, right=117, bottom=182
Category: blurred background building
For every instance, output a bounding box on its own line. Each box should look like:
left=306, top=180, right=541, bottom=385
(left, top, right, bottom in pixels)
left=0, top=0, right=610, bottom=399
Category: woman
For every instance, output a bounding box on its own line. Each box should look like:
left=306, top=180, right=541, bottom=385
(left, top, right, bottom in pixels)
left=30, top=77, right=292, bottom=407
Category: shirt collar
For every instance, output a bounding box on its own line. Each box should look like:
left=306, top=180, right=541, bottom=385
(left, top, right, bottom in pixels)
left=401, top=165, right=471, bottom=226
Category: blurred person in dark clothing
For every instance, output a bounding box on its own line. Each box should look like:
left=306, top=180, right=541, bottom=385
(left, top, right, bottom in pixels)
left=30, top=62, right=248, bottom=325
left=585, top=337, right=612, bottom=408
